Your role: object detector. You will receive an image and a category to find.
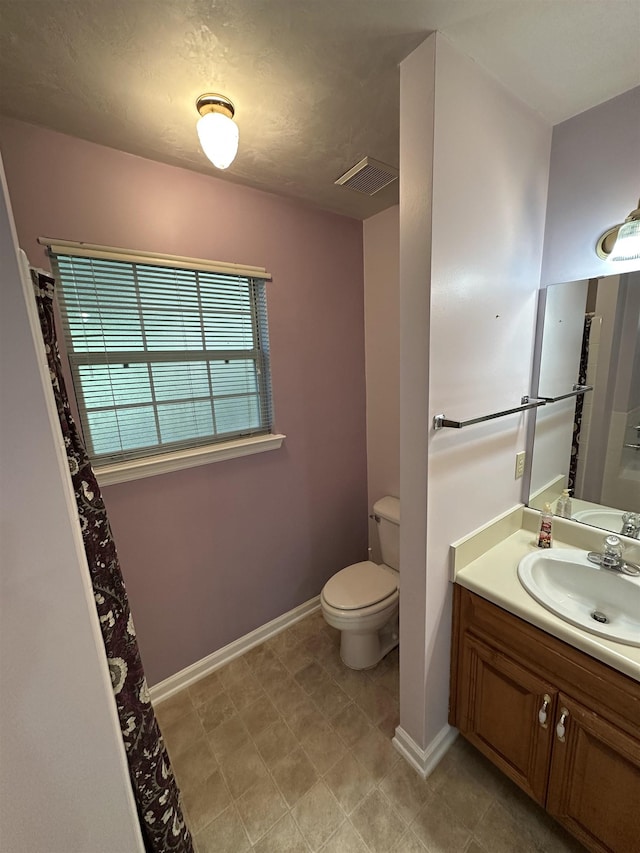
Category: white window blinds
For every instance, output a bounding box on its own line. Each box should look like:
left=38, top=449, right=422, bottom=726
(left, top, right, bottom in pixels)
left=51, top=250, right=273, bottom=466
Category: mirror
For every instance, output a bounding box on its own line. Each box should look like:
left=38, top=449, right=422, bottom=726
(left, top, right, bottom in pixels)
left=528, top=271, right=640, bottom=536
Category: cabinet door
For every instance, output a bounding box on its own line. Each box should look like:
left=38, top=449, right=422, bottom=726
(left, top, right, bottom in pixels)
left=457, top=634, right=557, bottom=805
left=547, top=694, right=640, bottom=853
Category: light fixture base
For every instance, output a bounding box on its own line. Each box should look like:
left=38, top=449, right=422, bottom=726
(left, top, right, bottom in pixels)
left=596, top=198, right=640, bottom=259
left=596, top=225, right=619, bottom=259
left=196, top=93, right=235, bottom=120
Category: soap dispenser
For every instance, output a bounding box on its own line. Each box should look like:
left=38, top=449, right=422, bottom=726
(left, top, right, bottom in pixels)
left=555, top=488, right=572, bottom=519
left=537, top=503, right=553, bottom=548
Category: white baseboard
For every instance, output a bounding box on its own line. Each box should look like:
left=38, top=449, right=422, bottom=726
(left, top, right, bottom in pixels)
left=392, top=724, right=458, bottom=779
left=149, top=596, right=321, bottom=704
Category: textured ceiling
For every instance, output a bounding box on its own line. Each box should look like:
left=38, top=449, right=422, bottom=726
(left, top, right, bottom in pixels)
left=1, top=1, right=639, bottom=219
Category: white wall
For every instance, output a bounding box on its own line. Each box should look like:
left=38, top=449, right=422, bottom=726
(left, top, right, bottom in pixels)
left=541, top=86, right=640, bottom=286
left=399, top=33, right=552, bottom=749
left=0, top=159, right=144, bottom=852
left=364, top=205, right=400, bottom=560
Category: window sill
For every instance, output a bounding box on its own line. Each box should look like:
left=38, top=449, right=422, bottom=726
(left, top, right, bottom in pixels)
left=94, top=433, right=286, bottom=487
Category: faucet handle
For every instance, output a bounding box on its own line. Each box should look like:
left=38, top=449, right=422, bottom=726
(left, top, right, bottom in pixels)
left=602, top=535, right=623, bottom=568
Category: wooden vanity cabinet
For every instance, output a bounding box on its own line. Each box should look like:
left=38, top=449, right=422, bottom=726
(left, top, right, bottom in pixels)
left=450, top=586, right=640, bottom=853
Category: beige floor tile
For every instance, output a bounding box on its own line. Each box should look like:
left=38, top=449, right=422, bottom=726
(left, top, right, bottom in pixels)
left=216, top=655, right=252, bottom=687
left=283, top=695, right=326, bottom=740
left=349, top=789, right=406, bottom=853
left=242, top=642, right=277, bottom=673
left=379, top=758, right=431, bottom=824
left=206, top=712, right=251, bottom=758
left=295, top=661, right=334, bottom=695
left=473, top=801, right=541, bottom=853
left=278, top=640, right=314, bottom=674
left=239, top=693, right=280, bottom=737
left=218, top=739, right=269, bottom=799
left=330, top=703, right=373, bottom=747
left=300, top=719, right=348, bottom=776
left=256, top=646, right=291, bottom=674
left=162, top=708, right=207, bottom=759
left=271, top=678, right=310, bottom=717
left=304, top=632, right=337, bottom=661
left=253, top=812, right=311, bottom=853
left=353, top=680, right=398, bottom=726
left=153, top=689, right=194, bottom=730
left=332, top=667, right=373, bottom=700
left=258, top=657, right=299, bottom=695
left=188, top=671, right=223, bottom=708
left=391, top=829, right=428, bottom=851
left=197, top=689, right=236, bottom=732
left=271, top=746, right=319, bottom=807
left=411, top=789, right=473, bottom=852
left=350, top=725, right=399, bottom=783
left=320, top=819, right=369, bottom=852
left=194, top=803, right=251, bottom=853
left=182, top=768, right=231, bottom=834
left=324, top=752, right=375, bottom=814
left=377, top=709, right=400, bottom=739
left=292, top=781, right=346, bottom=852
left=432, top=758, right=495, bottom=831
left=235, top=774, right=288, bottom=844
left=311, top=680, right=352, bottom=719
left=224, top=671, right=265, bottom=712
left=373, top=664, right=399, bottom=696
left=170, top=736, right=217, bottom=795
left=254, top=716, right=299, bottom=767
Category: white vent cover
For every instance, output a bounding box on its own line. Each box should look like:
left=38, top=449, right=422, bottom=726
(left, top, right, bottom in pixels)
left=335, top=156, right=398, bottom=195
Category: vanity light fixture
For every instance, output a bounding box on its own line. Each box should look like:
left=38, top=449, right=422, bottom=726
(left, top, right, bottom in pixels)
left=195, top=93, right=239, bottom=170
left=596, top=197, right=640, bottom=262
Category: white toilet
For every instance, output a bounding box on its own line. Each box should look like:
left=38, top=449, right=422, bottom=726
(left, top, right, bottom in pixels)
left=320, top=496, right=400, bottom=670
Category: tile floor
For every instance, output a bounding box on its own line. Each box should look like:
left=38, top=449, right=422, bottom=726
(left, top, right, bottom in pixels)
left=155, top=609, right=585, bottom=852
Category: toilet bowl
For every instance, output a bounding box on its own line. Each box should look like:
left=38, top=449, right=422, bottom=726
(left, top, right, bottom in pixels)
left=320, top=496, right=400, bottom=670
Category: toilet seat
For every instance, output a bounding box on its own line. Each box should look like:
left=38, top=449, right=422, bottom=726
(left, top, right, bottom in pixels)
left=322, top=561, right=398, bottom=611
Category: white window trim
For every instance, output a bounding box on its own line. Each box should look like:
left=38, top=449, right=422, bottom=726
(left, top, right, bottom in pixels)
left=95, top=433, right=286, bottom=487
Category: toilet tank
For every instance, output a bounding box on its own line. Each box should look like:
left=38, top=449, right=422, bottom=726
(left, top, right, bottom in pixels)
left=373, top=496, right=400, bottom=571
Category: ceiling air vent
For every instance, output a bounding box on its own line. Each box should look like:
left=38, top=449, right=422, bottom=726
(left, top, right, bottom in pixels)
left=335, top=156, right=398, bottom=195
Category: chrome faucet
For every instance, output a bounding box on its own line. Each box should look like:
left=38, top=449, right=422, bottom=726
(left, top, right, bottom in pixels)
left=587, top=535, right=640, bottom=576
left=620, top=512, right=640, bottom=539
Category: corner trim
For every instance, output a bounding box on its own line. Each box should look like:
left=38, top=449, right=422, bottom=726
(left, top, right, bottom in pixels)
left=392, top=724, right=458, bottom=779
left=149, top=595, right=320, bottom=704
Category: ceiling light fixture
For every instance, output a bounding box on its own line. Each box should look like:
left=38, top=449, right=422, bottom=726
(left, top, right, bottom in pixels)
left=196, top=93, right=239, bottom=170
left=596, top=197, right=640, bottom=262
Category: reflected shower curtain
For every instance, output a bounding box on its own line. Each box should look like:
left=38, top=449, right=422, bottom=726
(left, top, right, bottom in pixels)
left=32, top=270, right=193, bottom=853
left=569, top=313, right=593, bottom=493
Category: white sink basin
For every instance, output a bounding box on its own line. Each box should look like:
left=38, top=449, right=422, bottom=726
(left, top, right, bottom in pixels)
left=517, top=549, right=640, bottom=646
left=572, top=509, right=625, bottom=532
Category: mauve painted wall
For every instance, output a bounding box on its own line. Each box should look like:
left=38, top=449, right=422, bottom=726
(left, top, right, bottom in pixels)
left=0, top=117, right=368, bottom=684
left=541, top=86, right=640, bottom=286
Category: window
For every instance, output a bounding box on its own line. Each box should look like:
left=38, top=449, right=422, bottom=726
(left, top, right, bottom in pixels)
left=50, top=244, right=275, bottom=470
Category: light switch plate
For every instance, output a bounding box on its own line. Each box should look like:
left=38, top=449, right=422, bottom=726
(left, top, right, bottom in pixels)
left=515, top=451, right=526, bottom=479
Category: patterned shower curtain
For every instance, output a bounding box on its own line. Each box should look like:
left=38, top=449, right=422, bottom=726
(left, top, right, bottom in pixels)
left=32, top=269, right=193, bottom=853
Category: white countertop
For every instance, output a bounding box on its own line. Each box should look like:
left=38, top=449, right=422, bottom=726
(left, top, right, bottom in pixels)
left=455, top=528, right=640, bottom=683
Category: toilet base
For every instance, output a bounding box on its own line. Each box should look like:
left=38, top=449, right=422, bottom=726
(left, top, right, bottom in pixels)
left=340, top=614, right=399, bottom=670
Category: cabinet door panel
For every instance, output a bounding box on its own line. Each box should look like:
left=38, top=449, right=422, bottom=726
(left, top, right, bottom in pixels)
left=457, top=634, right=556, bottom=805
left=547, top=694, right=640, bottom=853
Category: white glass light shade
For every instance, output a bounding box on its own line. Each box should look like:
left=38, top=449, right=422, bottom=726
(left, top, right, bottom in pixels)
left=196, top=112, right=239, bottom=170
left=610, top=217, right=640, bottom=262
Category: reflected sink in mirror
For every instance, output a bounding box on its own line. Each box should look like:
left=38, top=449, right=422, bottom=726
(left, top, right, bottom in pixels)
left=572, top=509, right=626, bottom=533
left=517, top=549, right=640, bottom=646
